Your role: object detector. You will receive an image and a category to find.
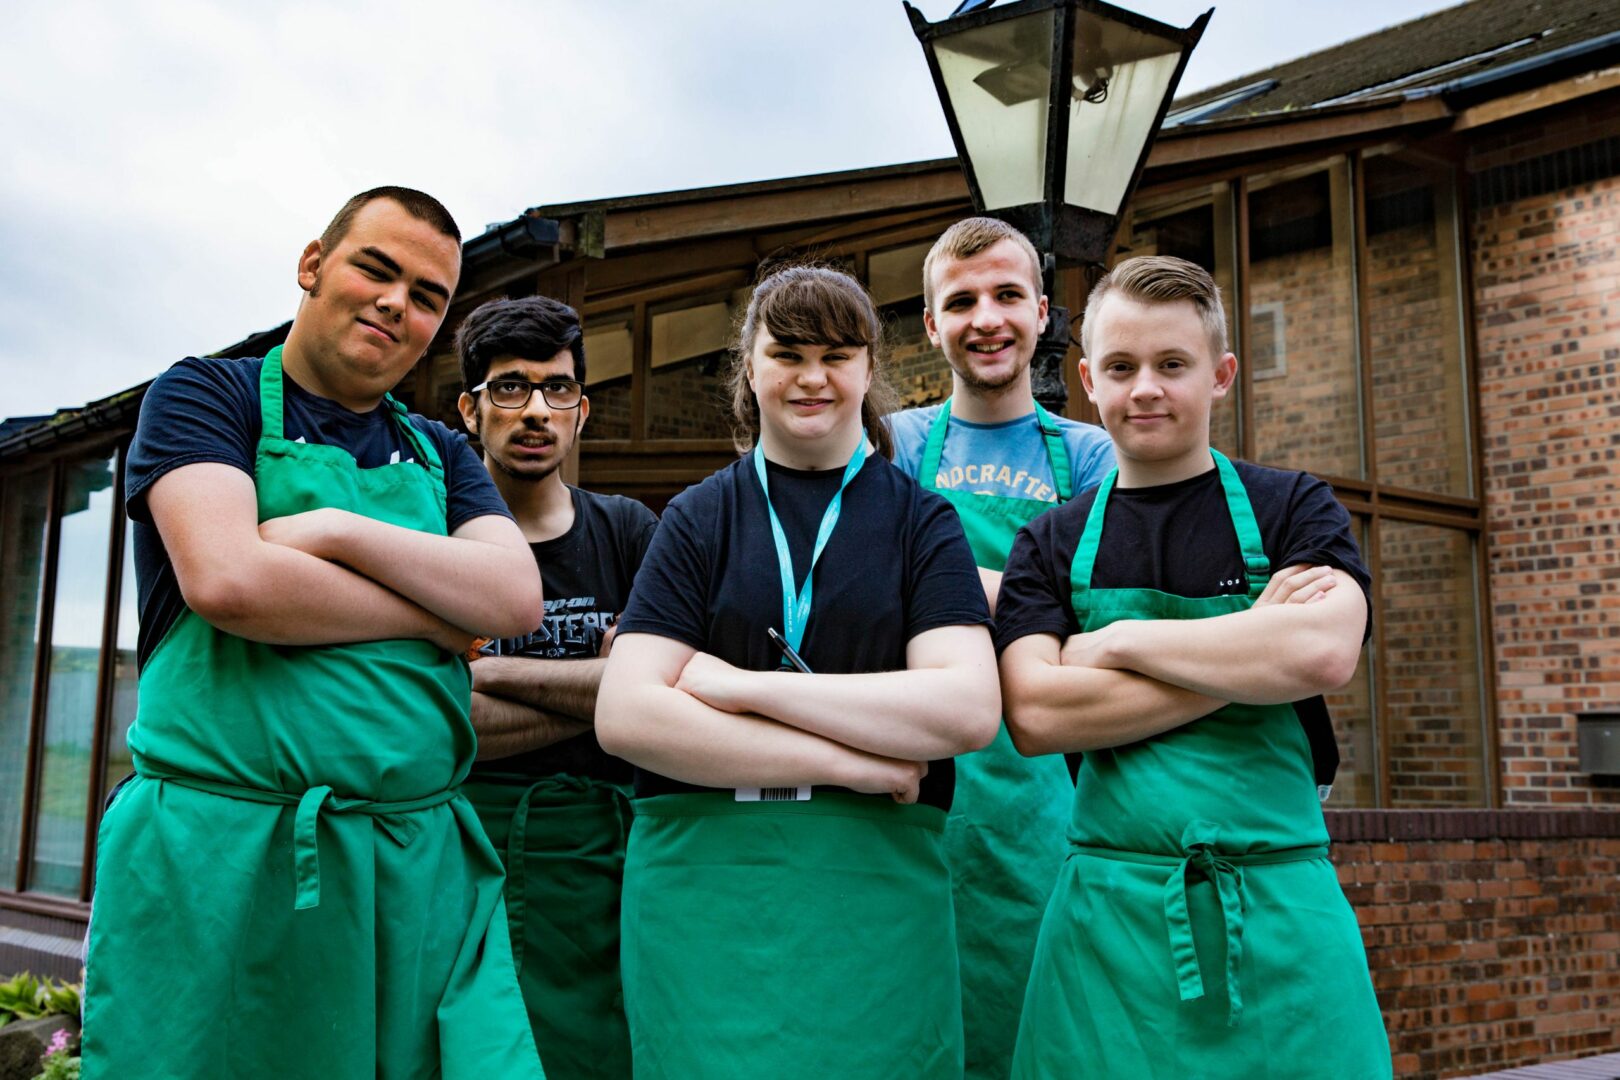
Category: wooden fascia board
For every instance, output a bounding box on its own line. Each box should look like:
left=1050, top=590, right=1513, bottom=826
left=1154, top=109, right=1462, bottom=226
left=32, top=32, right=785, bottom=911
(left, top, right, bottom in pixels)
left=1146, top=97, right=1453, bottom=169
left=595, top=169, right=969, bottom=252
left=1452, top=64, right=1620, bottom=132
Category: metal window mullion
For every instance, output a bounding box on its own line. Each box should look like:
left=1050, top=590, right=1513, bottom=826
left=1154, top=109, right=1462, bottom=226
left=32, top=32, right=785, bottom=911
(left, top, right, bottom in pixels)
left=16, top=461, right=65, bottom=893
left=82, top=443, right=130, bottom=900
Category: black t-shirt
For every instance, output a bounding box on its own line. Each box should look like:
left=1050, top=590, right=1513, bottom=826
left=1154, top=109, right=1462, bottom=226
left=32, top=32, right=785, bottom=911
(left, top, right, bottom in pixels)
left=470, top=486, right=658, bottom=784
left=995, top=460, right=1371, bottom=780
left=616, top=452, right=991, bottom=811
left=125, top=355, right=513, bottom=668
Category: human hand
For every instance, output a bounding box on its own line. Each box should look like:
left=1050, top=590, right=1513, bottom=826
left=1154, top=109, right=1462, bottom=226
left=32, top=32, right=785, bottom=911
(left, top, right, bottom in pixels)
left=675, top=651, right=748, bottom=712
left=258, top=507, right=345, bottom=558
left=845, top=755, right=928, bottom=804
left=1059, top=624, right=1121, bottom=670
left=1253, top=564, right=1338, bottom=607
left=598, top=622, right=618, bottom=657
left=426, top=621, right=479, bottom=658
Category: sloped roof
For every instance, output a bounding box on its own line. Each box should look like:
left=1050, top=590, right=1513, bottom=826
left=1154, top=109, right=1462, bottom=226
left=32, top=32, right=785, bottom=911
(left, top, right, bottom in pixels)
left=1174, top=0, right=1620, bottom=122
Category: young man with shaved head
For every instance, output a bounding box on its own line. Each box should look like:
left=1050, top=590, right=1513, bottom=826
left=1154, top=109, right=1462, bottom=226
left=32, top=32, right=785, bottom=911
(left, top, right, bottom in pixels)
left=887, top=216, right=1114, bottom=1080
left=82, top=187, right=544, bottom=1078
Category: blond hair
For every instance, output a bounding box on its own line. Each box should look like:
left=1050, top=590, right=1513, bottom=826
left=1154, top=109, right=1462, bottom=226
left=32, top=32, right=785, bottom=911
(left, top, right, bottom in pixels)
left=1080, top=255, right=1228, bottom=360
left=922, top=217, right=1044, bottom=310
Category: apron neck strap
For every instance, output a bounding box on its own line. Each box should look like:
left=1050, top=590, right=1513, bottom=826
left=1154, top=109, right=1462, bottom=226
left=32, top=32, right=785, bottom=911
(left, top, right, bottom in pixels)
left=258, top=345, right=444, bottom=476
left=1211, top=449, right=1268, bottom=599
left=917, top=397, right=1073, bottom=503
left=1069, top=451, right=1267, bottom=602
left=1032, top=401, right=1073, bottom=503
left=259, top=345, right=289, bottom=441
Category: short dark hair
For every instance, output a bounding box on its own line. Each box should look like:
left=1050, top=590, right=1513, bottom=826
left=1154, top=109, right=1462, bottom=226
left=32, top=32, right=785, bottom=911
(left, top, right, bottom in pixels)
left=455, top=295, right=587, bottom=390
left=319, top=186, right=461, bottom=253
left=1081, top=255, right=1228, bottom=360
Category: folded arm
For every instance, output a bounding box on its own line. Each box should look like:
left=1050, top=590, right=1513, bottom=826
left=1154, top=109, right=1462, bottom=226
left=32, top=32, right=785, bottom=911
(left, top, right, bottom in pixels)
left=1063, top=568, right=1367, bottom=704
left=258, top=506, right=541, bottom=637
left=676, top=624, right=1000, bottom=760
left=148, top=462, right=473, bottom=651
left=1000, top=633, right=1224, bottom=755
left=470, top=692, right=591, bottom=761
left=595, top=633, right=927, bottom=801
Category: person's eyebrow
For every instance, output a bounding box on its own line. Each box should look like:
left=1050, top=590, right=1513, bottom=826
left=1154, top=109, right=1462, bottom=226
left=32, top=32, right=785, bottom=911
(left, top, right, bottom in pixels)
left=359, top=245, right=451, bottom=301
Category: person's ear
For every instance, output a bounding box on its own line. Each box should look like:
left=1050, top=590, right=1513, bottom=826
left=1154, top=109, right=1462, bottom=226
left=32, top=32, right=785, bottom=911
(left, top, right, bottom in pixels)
left=457, top=391, right=479, bottom=434
left=297, top=240, right=322, bottom=295
left=1212, top=352, right=1238, bottom=399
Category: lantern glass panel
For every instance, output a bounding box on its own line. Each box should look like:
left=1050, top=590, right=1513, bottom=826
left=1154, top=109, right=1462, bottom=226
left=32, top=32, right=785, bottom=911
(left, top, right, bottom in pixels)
left=1064, top=12, right=1181, bottom=213
left=932, top=7, right=1056, bottom=210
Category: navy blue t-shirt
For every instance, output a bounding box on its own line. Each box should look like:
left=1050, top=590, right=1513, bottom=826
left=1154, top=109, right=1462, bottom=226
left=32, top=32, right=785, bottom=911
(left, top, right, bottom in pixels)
left=615, top=451, right=991, bottom=812
left=125, top=355, right=513, bottom=668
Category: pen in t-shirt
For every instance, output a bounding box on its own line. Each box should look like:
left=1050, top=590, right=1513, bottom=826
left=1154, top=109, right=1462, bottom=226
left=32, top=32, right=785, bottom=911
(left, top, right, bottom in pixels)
left=767, top=627, right=814, bottom=674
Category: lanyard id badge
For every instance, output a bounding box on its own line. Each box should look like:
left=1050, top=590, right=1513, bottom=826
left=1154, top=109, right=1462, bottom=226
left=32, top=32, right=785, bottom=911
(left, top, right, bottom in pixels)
left=736, top=437, right=868, bottom=803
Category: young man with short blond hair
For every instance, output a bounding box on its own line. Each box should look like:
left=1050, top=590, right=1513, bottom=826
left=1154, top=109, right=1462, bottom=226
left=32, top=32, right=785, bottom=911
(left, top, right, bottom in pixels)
left=997, top=255, right=1389, bottom=1078
left=888, top=216, right=1113, bottom=1080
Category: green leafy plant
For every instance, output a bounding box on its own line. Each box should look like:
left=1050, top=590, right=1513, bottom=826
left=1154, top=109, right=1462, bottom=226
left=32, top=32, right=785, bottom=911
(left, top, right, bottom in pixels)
left=0, top=971, right=83, bottom=1026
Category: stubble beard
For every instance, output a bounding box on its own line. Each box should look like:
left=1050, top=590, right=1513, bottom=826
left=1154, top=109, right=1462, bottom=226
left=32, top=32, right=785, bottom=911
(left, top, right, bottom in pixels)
left=951, top=348, right=1030, bottom=399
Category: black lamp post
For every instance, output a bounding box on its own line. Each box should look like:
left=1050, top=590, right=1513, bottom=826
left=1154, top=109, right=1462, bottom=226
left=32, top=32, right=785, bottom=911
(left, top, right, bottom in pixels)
left=905, top=0, right=1210, bottom=414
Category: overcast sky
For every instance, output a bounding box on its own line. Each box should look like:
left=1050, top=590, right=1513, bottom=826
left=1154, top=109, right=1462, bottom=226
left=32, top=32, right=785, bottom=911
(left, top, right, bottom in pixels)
left=0, top=0, right=1465, bottom=421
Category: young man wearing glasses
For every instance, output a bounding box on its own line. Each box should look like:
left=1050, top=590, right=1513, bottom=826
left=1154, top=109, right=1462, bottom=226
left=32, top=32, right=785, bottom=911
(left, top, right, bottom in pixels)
left=455, top=294, right=658, bottom=1080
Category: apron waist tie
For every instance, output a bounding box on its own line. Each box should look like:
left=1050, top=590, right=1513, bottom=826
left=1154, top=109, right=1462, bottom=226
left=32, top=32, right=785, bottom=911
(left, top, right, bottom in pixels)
left=501, top=776, right=633, bottom=972
left=140, top=768, right=459, bottom=911
left=1070, top=821, right=1329, bottom=1027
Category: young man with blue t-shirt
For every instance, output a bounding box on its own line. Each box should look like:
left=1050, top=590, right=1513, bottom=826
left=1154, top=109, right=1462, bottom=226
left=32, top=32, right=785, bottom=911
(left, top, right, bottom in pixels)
left=886, top=217, right=1114, bottom=1080
left=81, top=187, right=543, bottom=1078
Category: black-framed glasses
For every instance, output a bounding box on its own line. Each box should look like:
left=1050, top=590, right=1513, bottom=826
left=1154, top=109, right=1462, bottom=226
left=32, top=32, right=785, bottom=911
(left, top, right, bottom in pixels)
left=471, top=378, right=584, bottom=410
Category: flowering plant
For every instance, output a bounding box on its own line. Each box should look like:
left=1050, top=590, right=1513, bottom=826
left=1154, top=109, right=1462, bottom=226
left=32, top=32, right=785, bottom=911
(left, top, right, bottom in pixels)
left=33, top=1028, right=81, bottom=1080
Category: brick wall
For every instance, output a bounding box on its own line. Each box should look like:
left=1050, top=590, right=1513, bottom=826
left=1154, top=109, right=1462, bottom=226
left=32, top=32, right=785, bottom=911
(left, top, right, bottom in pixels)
left=1330, top=811, right=1620, bottom=1079
left=1470, top=103, right=1620, bottom=808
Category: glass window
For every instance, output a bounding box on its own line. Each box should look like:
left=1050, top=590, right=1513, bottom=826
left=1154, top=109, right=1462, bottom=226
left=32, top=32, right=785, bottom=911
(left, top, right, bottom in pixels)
left=582, top=313, right=633, bottom=441
left=1364, top=151, right=1473, bottom=497
left=103, top=520, right=139, bottom=810
left=1124, top=182, right=1241, bottom=457
left=0, top=468, right=53, bottom=887
left=1063, top=12, right=1182, bottom=214
left=647, top=300, right=734, bottom=440
left=1247, top=157, right=1364, bottom=479
left=27, top=452, right=117, bottom=896
left=1379, top=520, right=1488, bottom=807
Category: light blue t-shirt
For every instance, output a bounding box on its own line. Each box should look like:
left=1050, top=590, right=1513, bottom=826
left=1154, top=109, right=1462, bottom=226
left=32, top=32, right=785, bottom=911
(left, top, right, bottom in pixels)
left=887, top=403, right=1115, bottom=503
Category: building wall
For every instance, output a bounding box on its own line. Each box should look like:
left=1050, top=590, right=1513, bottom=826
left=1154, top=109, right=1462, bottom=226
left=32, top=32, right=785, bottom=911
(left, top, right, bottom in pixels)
left=1470, top=98, right=1620, bottom=808
left=1330, top=811, right=1620, bottom=1079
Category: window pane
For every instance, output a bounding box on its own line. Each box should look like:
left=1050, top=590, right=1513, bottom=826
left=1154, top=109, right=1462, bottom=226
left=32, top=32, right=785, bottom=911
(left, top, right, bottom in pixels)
left=932, top=8, right=1054, bottom=211
left=27, top=452, right=117, bottom=896
left=1365, top=151, right=1473, bottom=496
left=1063, top=12, right=1181, bottom=214
left=647, top=300, right=734, bottom=440
left=1380, top=520, right=1487, bottom=807
left=1324, top=516, right=1376, bottom=808
left=0, top=469, right=53, bottom=887
left=582, top=313, right=633, bottom=440
left=1247, top=158, right=1364, bottom=478
left=1125, top=182, right=1241, bottom=457
left=103, top=518, right=139, bottom=808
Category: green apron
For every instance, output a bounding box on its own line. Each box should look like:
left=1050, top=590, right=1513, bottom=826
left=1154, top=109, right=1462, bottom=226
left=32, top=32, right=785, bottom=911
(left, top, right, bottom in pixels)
left=621, top=793, right=963, bottom=1079
left=1010, top=451, right=1390, bottom=1080
left=917, top=398, right=1077, bottom=1080
left=82, top=347, right=544, bottom=1079
left=463, top=773, right=633, bottom=1079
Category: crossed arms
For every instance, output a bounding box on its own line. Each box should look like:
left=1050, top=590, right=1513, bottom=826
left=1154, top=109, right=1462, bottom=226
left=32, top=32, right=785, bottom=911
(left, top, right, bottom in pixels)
left=148, top=462, right=541, bottom=654
left=595, top=625, right=1001, bottom=804
left=1001, top=564, right=1367, bottom=756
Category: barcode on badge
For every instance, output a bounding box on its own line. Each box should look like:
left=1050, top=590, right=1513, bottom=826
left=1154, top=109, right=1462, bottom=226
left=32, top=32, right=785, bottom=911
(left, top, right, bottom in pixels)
left=734, top=786, right=813, bottom=802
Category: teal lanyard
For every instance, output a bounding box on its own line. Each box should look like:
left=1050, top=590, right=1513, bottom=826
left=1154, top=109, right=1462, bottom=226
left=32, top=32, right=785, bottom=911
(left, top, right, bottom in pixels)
left=751, top=438, right=868, bottom=656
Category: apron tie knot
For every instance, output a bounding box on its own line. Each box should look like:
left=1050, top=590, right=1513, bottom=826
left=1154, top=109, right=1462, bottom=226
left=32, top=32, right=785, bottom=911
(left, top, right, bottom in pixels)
left=1162, top=820, right=1247, bottom=1027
